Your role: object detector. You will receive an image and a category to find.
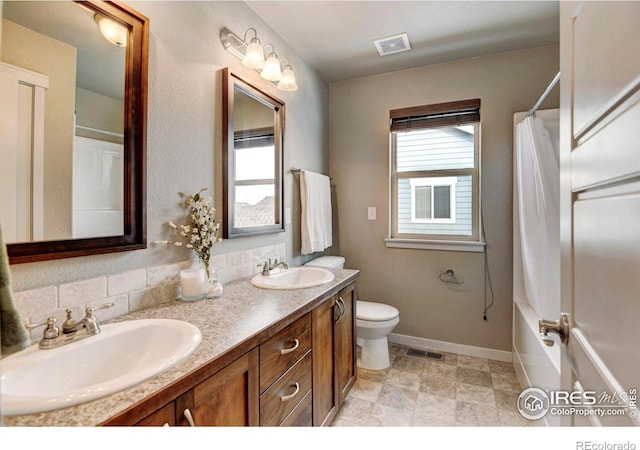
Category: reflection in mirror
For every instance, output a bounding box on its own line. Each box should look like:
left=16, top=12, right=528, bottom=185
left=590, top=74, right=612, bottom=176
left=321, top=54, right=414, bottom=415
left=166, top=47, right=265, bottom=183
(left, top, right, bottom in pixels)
left=2, top=1, right=148, bottom=263
left=1, top=1, right=125, bottom=242
left=222, top=69, right=284, bottom=238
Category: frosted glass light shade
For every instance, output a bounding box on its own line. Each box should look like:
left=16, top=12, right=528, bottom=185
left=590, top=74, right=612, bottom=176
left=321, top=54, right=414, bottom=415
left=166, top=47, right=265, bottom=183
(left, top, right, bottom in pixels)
left=242, top=38, right=265, bottom=69
left=94, top=14, right=127, bottom=47
left=261, top=53, right=282, bottom=81
left=277, top=66, right=298, bottom=91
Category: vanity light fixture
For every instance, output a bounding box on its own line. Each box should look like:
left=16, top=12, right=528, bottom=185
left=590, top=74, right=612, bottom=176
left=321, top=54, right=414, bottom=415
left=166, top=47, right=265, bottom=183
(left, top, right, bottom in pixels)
left=94, top=14, right=128, bottom=47
left=220, top=27, right=298, bottom=92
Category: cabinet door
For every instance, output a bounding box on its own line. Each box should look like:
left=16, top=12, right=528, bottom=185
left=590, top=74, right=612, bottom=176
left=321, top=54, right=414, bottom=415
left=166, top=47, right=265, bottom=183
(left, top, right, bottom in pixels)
left=176, top=348, right=259, bottom=426
left=335, top=284, right=357, bottom=405
left=135, top=402, right=176, bottom=427
left=311, top=295, right=338, bottom=426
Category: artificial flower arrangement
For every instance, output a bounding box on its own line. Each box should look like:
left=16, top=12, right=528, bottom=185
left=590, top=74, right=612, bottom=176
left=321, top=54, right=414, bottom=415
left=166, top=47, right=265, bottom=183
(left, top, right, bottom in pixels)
left=155, top=187, right=223, bottom=297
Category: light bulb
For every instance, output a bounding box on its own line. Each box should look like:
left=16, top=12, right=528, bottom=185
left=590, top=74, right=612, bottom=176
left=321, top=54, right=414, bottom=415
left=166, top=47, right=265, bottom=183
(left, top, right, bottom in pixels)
left=260, top=52, right=282, bottom=81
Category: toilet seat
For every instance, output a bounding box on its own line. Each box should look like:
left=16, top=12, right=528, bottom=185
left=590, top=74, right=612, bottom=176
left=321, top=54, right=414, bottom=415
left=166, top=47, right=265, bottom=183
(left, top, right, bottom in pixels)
left=357, top=301, right=399, bottom=322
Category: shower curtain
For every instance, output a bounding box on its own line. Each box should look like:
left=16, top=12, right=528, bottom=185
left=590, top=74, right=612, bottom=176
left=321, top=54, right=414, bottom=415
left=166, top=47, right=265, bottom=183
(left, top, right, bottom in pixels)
left=515, top=115, right=560, bottom=320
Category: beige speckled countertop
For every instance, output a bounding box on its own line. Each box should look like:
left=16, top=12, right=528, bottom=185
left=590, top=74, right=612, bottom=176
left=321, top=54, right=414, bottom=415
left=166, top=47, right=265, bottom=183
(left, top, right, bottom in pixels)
left=1, top=268, right=359, bottom=426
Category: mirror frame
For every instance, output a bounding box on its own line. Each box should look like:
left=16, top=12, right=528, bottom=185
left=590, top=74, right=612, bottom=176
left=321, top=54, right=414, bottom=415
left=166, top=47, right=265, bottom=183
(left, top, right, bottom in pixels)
left=7, top=1, right=148, bottom=264
left=222, top=68, right=285, bottom=238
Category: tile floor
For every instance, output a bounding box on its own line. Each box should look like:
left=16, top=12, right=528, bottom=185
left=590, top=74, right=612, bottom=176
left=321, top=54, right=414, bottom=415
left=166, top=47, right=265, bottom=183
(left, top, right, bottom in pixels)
left=331, top=343, right=535, bottom=427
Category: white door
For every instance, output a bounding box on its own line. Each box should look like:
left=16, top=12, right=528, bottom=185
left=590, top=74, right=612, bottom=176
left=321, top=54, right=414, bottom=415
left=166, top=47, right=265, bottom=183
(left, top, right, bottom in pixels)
left=0, top=62, right=47, bottom=242
left=556, top=1, right=640, bottom=426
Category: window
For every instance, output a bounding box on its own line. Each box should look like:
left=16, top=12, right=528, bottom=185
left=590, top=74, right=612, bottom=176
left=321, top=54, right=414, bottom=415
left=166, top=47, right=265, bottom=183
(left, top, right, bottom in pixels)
left=410, top=177, right=456, bottom=223
left=387, top=99, right=483, bottom=251
left=233, top=127, right=277, bottom=228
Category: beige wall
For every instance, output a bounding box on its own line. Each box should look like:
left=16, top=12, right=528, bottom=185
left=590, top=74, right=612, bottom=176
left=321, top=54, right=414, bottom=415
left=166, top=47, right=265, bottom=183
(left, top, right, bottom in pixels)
left=8, top=1, right=329, bottom=292
left=75, top=87, right=124, bottom=143
left=329, top=46, right=559, bottom=351
left=1, top=19, right=76, bottom=240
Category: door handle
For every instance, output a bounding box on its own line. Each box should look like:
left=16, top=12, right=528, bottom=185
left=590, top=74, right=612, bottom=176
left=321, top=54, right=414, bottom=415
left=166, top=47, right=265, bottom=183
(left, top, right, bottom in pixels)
left=336, top=297, right=345, bottom=322
left=183, top=408, right=195, bottom=426
left=538, top=313, right=570, bottom=347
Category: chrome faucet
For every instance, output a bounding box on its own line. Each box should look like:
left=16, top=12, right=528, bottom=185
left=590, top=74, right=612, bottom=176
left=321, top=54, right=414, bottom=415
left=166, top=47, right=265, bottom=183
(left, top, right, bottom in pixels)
left=25, top=303, right=114, bottom=349
left=257, top=258, right=289, bottom=276
left=271, top=258, right=289, bottom=270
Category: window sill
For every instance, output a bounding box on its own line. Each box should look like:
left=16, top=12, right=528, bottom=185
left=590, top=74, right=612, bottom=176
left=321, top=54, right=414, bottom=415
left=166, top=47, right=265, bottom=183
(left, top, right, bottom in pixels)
left=384, top=238, right=485, bottom=253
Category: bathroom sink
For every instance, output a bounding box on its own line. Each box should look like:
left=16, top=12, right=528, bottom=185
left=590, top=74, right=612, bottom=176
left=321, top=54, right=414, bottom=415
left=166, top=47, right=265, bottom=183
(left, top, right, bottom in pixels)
left=0, top=319, right=201, bottom=416
left=251, top=267, right=335, bottom=290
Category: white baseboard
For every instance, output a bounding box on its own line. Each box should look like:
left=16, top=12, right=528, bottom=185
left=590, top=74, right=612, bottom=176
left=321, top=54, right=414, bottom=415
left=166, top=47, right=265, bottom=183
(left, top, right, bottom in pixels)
left=388, top=332, right=513, bottom=362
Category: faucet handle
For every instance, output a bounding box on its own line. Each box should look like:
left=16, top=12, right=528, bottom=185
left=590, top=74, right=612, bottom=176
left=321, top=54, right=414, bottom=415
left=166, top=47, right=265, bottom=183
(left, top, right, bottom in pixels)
left=62, top=308, right=76, bottom=333
left=25, top=317, right=60, bottom=339
left=85, top=302, right=115, bottom=319
left=258, top=261, right=270, bottom=276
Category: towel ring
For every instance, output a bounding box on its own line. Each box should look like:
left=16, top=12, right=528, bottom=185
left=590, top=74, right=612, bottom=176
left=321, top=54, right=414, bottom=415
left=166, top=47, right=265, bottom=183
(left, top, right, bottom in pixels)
left=439, top=269, right=464, bottom=285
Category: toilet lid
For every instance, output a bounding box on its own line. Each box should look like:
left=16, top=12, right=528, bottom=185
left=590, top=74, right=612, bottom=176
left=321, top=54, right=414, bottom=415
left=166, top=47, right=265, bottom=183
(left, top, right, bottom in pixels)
left=357, top=301, right=399, bottom=322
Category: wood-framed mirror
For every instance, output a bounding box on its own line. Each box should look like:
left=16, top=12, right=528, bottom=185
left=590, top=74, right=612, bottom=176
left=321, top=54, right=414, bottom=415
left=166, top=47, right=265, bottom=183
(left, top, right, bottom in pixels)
left=2, top=1, right=148, bottom=264
left=222, top=68, right=285, bottom=238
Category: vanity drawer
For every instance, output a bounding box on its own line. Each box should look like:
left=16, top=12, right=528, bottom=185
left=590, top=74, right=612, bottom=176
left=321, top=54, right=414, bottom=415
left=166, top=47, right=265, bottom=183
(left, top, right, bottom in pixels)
left=260, top=351, right=312, bottom=426
left=259, top=313, right=311, bottom=393
left=280, top=389, right=312, bottom=427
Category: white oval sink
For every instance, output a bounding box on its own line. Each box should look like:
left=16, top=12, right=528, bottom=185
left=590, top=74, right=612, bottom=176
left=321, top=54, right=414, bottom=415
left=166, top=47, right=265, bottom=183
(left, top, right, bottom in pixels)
left=251, top=266, right=335, bottom=290
left=0, top=319, right=201, bottom=416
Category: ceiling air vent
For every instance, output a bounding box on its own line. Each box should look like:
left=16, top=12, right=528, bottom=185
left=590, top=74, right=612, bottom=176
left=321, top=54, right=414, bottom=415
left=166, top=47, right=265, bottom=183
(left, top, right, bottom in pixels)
left=373, top=32, right=411, bottom=56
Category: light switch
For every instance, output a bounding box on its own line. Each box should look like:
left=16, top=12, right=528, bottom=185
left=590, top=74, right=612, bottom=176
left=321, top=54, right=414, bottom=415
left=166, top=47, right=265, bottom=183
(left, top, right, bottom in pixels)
left=368, top=207, right=376, bottom=221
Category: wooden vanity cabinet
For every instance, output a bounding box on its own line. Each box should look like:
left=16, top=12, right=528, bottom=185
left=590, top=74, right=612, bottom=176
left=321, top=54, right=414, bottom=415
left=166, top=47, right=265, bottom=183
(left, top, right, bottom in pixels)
left=312, top=283, right=357, bottom=426
left=133, top=348, right=259, bottom=427
left=123, top=280, right=358, bottom=427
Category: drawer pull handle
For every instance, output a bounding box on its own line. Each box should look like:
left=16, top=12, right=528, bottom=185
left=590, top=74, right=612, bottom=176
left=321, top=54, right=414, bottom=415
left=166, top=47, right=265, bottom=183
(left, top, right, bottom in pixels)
left=280, top=382, right=300, bottom=402
left=280, top=338, right=300, bottom=355
left=183, top=408, right=195, bottom=427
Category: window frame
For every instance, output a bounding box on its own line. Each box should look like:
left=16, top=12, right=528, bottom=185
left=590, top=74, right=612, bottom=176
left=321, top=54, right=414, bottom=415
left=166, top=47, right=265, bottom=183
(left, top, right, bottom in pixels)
left=410, top=176, right=457, bottom=224
left=387, top=99, right=484, bottom=252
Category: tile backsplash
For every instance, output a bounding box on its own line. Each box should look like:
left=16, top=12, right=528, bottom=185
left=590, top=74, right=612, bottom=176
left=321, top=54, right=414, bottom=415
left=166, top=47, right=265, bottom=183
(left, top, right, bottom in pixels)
left=14, top=243, right=286, bottom=343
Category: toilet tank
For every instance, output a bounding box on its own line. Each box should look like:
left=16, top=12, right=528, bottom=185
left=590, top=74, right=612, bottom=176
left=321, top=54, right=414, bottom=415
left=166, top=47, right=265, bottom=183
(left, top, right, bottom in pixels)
left=304, top=256, right=345, bottom=269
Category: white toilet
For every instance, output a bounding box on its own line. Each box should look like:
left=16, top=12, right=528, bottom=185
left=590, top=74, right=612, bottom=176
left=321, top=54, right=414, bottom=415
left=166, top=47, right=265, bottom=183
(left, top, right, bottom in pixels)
left=304, top=256, right=400, bottom=370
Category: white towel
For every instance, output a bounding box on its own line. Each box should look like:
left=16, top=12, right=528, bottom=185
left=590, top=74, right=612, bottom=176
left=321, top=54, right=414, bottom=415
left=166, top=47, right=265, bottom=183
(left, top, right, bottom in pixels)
left=300, top=170, right=332, bottom=255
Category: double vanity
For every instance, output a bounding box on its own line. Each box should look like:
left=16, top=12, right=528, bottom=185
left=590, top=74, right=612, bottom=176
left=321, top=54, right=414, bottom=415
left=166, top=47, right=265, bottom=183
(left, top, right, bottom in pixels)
left=1, top=267, right=358, bottom=427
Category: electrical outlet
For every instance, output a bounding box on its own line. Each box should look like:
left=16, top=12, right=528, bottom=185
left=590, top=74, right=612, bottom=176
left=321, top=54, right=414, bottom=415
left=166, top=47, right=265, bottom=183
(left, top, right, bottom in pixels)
left=367, top=207, right=376, bottom=221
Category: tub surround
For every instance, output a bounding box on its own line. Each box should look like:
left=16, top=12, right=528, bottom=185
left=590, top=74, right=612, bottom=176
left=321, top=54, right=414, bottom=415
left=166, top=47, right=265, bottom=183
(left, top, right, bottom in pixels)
left=1, top=268, right=358, bottom=426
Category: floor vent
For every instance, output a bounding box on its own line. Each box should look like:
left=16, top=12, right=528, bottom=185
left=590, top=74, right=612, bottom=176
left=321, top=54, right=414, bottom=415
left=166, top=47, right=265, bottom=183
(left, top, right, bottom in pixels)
left=407, top=348, right=427, bottom=357
left=407, top=348, right=443, bottom=360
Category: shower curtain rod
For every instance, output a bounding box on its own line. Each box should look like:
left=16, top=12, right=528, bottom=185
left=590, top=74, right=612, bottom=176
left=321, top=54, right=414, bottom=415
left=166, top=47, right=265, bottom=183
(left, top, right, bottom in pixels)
left=528, top=71, right=561, bottom=117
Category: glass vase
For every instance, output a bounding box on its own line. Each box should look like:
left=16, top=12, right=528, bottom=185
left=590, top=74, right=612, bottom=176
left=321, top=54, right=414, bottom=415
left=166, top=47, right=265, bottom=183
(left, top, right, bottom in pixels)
left=205, top=266, right=223, bottom=299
